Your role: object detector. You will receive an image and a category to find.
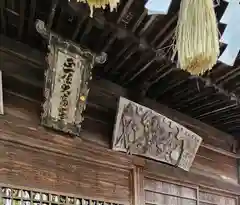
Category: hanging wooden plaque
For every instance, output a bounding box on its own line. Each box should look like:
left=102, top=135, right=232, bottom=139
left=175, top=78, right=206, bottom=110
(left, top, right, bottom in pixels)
left=112, top=97, right=202, bottom=171
left=41, top=34, right=95, bottom=136
left=36, top=20, right=107, bottom=136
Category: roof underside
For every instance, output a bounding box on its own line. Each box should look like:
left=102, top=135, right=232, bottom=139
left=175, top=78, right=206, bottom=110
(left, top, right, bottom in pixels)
left=0, top=0, right=240, bottom=137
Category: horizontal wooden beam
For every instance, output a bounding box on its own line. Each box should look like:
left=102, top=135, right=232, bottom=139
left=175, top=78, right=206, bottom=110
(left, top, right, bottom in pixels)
left=0, top=35, right=45, bottom=66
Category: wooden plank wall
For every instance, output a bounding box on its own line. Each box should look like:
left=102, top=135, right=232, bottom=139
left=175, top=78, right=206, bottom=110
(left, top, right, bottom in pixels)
left=1, top=93, right=240, bottom=200
left=144, top=177, right=198, bottom=205
left=192, top=146, right=238, bottom=184
left=0, top=98, right=134, bottom=205
left=2, top=81, right=239, bottom=184
left=143, top=176, right=239, bottom=205
left=0, top=141, right=131, bottom=204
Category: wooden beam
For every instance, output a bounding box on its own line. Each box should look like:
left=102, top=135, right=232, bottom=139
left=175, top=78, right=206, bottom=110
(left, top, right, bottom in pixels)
left=0, top=0, right=6, bottom=33
left=0, top=35, right=45, bottom=67
left=27, top=0, right=37, bottom=37
left=18, top=0, right=26, bottom=39
left=47, top=0, right=59, bottom=29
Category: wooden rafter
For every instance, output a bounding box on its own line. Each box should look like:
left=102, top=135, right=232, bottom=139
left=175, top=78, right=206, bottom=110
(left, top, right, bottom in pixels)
left=18, top=0, right=26, bottom=39
left=0, top=0, right=6, bottom=33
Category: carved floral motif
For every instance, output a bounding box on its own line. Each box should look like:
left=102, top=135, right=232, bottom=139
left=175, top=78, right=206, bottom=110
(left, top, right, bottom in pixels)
left=113, top=97, right=202, bottom=171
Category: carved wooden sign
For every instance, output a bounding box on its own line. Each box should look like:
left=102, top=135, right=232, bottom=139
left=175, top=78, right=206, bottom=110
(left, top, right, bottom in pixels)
left=112, top=97, right=202, bottom=171
left=41, top=37, right=95, bottom=136
left=0, top=70, right=3, bottom=115
left=36, top=20, right=107, bottom=136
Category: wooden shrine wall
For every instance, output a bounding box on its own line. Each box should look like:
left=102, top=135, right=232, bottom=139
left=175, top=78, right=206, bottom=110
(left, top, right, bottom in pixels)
left=0, top=96, right=134, bottom=205
left=192, top=146, right=238, bottom=184
left=0, top=92, right=240, bottom=205
left=0, top=142, right=132, bottom=204
left=144, top=177, right=238, bottom=205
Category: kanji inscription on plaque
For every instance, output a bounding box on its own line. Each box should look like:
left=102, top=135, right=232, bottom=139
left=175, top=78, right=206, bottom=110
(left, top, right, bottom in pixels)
left=112, top=97, right=202, bottom=171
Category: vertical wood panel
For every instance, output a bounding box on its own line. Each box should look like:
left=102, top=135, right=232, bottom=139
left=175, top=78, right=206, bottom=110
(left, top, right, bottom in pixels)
left=199, top=191, right=237, bottom=205
left=238, top=159, right=240, bottom=184
left=144, top=176, right=239, bottom=205
left=0, top=70, right=3, bottom=114
left=144, top=177, right=198, bottom=205
left=133, top=166, right=144, bottom=205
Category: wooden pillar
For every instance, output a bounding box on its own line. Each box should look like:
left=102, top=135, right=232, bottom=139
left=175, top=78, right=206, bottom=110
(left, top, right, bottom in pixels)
left=0, top=70, right=3, bottom=115
left=238, top=159, right=240, bottom=185
left=132, top=157, right=145, bottom=205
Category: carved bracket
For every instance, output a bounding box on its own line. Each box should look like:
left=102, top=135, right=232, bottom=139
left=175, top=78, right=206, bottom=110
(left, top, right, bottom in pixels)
left=36, top=20, right=107, bottom=64
left=112, top=97, right=202, bottom=171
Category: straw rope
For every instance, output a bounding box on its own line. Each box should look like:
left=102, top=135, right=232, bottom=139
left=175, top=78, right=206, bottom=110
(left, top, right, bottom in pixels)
left=173, top=0, right=220, bottom=75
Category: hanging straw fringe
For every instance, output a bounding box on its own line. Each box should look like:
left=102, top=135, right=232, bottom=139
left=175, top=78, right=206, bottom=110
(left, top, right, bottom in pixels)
left=73, top=0, right=120, bottom=17
left=173, top=0, right=220, bottom=75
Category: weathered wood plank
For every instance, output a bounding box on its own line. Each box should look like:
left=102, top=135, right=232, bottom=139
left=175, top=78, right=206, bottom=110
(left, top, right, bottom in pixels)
left=238, top=159, right=240, bottom=184
left=193, top=147, right=238, bottom=184
left=145, top=160, right=240, bottom=196
left=144, top=177, right=198, bottom=205
left=0, top=116, right=134, bottom=171
left=192, top=155, right=238, bottom=184
left=0, top=140, right=131, bottom=204
left=0, top=34, right=45, bottom=66
left=197, top=146, right=237, bottom=166
left=0, top=70, right=3, bottom=114
left=132, top=166, right=145, bottom=205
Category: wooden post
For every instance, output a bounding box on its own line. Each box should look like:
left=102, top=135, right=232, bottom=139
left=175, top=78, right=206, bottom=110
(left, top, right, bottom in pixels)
left=238, top=159, right=240, bottom=185
left=132, top=157, right=145, bottom=205
left=0, top=70, right=3, bottom=115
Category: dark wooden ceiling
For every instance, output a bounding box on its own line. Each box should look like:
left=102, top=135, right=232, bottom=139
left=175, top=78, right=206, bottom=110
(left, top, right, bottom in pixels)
left=0, top=0, right=240, bottom=138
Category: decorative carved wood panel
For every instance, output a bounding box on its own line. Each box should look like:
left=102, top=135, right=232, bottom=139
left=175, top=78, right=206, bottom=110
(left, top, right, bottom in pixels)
left=144, top=178, right=198, bottom=205
left=113, top=97, right=202, bottom=171
left=0, top=186, right=123, bottom=205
